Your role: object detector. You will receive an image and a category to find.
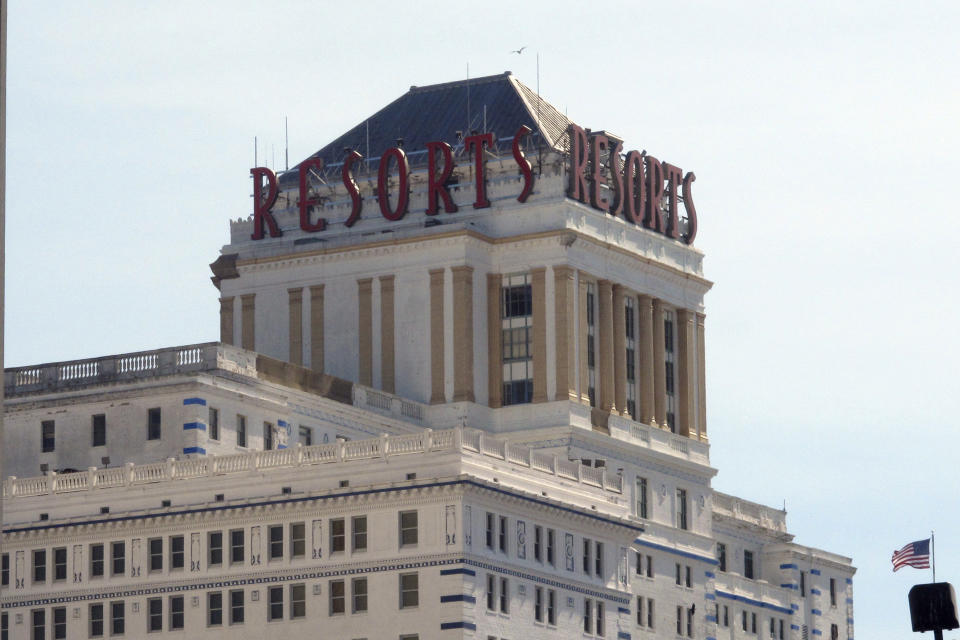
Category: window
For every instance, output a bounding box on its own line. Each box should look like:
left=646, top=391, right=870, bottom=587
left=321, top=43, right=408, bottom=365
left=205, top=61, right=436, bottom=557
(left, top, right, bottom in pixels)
left=534, top=525, right=543, bottom=562
left=752, top=612, right=757, bottom=634
left=830, top=624, right=839, bottom=640
left=586, top=282, right=597, bottom=406
left=686, top=565, right=692, bottom=588
left=597, top=601, right=605, bottom=636
left=501, top=274, right=534, bottom=405
left=170, top=535, right=185, bottom=570
left=54, top=546, right=67, bottom=581
left=742, top=611, right=748, bottom=632
left=148, top=598, right=162, bottom=632
left=111, top=601, right=124, bottom=636
left=717, top=543, right=727, bottom=572
left=625, top=296, right=639, bottom=418
left=53, top=607, right=66, bottom=640
left=263, top=422, right=274, bottom=450
left=399, top=511, right=418, bottom=546
left=0, top=553, right=7, bottom=587
left=89, top=603, right=104, bottom=638
left=269, top=525, right=283, bottom=560
left=32, top=609, right=45, bottom=640
left=636, top=477, right=648, bottom=519
left=42, top=420, right=56, bottom=452
left=637, top=597, right=655, bottom=629
left=111, top=541, right=125, bottom=576
left=723, top=605, right=729, bottom=627
left=584, top=539, right=593, bottom=575
left=1, top=612, right=7, bottom=640
left=486, top=574, right=496, bottom=611
left=208, top=531, right=223, bottom=566
left=546, top=529, right=556, bottom=566
left=91, top=543, right=105, bottom=577
left=485, top=513, right=495, bottom=549
left=596, top=541, right=604, bottom=576
left=290, top=584, right=305, bottom=619
left=208, top=592, right=223, bottom=626
left=744, top=550, right=754, bottom=580
left=230, top=589, right=244, bottom=624
left=779, top=619, right=785, bottom=640
left=547, top=588, right=557, bottom=625
left=830, top=577, right=837, bottom=606
left=352, top=516, right=367, bottom=551
left=299, top=425, right=312, bottom=446
left=399, top=572, right=419, bottom=608
left=664, top=310, right=677, bottom=431
left=237, top=415, right=247, bottom=447
left=268, top=586, right=284, bottom=621
left=636, top=552, right=653, bottom=577
left=352, top=577, right=368, bottom=613
left=800, top=571, right=806, bottom=596
left=169, top=596, right=184, bottom=630
left=498, top=516, right=507, bottom=553
left=33, top=549, right=46, bottom=583
left=148, top=538, right=163, bottom=572
left=330, top=580, right=346, bottom=615
left=331, top=518, right=346, bottom=553
left=676, top=563, right=682, bottom=585
left=290, top=522, right=305, bottom=559
left=677, top=606, right=683, bottom=635
left=770, top=617, right=776, bottom=638
left=676, top=488, right=688, bottom=530
left=230, top=529, right=245, bottom=564
left=209, top=407, right=220, bottom=440
left=535, top=586, right=544, bottom=622
left=92, top=414, right=107, bottom=447
left=147, top=408, right=161, bottom=440
left=584, top=598, right=600, bottom=635
left=499, top=577, right=510, bottom=613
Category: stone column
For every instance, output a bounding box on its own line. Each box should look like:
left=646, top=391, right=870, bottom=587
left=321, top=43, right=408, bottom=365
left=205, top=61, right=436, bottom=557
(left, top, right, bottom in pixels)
left=598, top=279, right=614, bottom=413
left=531, top=267, right=548, bottom=403
left=288, top=288, right=303, bottom=366
left=697, top=313, right=707, bottom=441
left=677, top=309, right=696, bottom=438
left=487, top=273, right=503, bottom=408
left=357, top=278, right=373, bottom=386
left=310, top=285, right=324, bottom=373
left=429, top=268, right=446, bottom=404
left=638, top=295, right=655, bottom=425
left=219, top=297, right=234, bottom=346
left=577, top=273, right=590, bottom=405
left=553, top=266, right=576, bottom=402
left=451, top=266, right=475, bottom=403
left=380, top=275, right=396, bottom=394
left=612, top=285, right=627, bottom=415
left=241, top=294, right=255, bottom=352
left=652, top=299, right=666, bottom=427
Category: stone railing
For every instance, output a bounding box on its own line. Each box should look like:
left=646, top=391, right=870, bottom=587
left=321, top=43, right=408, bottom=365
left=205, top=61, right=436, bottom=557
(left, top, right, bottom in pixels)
left=3, top=427, right=622, bottom=499
left=712, top=492, right=788, bottom=533
left=606, top=414, right=711, bottom=465
left=714, top=572, right=795, bottom=611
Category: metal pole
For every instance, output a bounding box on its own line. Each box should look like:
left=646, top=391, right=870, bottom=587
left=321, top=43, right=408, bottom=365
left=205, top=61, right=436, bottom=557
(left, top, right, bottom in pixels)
left=932, top=530, right=936, bottom=583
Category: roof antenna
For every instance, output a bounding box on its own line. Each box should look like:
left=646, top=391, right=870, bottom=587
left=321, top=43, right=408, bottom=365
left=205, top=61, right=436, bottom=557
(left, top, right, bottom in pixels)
left=466, top=62, right=471, bottom=133
left=254, top=136, right=258, bottom=167
left=284, top=116, right=289, bottom=171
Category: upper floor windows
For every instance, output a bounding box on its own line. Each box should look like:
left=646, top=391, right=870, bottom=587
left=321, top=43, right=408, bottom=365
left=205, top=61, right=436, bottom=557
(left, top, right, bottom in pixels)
left=586, top=282, right=597, bottom=407
left=676, top=488, right=689, bottom=530
left=92, top=414, right=106, bottom=447
left=263, top=422, right=275, bottom=451
left=208, top=408, right=220, bottom=441
left=635, top=477, right=648, bottom=519
left=399, top=511, right=418, bottom=547
left=717, top=542, right=727, bottom=572
left=664, top=309, right=677, bottom=432
left=147, top=408, right=161, bottom=440
left=41, top=421, right=55, bottom=453
left=236, top=415, right=247, bottom=448
left=744, top=550, right=755, bottom=580
left=625, top=297, right=638, bottom=420
left=502, top=274, right=533, bottom=406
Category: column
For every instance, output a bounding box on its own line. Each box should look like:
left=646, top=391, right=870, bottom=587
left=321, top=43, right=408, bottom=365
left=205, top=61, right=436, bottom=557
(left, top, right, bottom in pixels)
left=219, top=297, right=234, bottom=346
left=553, top=266, right=576, bottom=402
left=652, top=299, right=666, bottom=427
left=240, top=294, right=255, bottom=352
left=487, top=273, right=503, bottom=408
left=612, top=285, right=627, bottom=416
left=577, top=273, right=590, bottom=405
left=531, top=267, right=548, bottom=403
left=357, top=278, right=373, bottom=386
left=288, top=288, right=303, bottom=366
left=677, top=309, right=696, bottom=438
left=429, top=268, right=445, bottom=404
left=451, top=265, right=475, bottom=403
left=638, top=295, right=655, bottom=425
left=598, top=279, right=614, bottom=413
left=697, top=313, right=707, bottom=441
left=310, top=285, right=324, bottom=373
left=380, top=275, right=396, bottom=394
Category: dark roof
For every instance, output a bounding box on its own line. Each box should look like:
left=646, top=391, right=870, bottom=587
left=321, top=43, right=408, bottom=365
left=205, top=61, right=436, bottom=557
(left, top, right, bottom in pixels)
left=279, top=71, right=571, bottom=187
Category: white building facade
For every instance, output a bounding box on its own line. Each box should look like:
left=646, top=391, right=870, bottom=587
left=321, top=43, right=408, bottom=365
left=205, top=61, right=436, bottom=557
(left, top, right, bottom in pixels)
left=0, top=72, right=854, bottom=640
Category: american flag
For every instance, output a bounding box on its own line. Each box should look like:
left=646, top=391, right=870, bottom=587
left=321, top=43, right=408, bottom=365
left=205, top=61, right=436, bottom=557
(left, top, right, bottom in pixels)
left=891, top=539, right=931, bottom=571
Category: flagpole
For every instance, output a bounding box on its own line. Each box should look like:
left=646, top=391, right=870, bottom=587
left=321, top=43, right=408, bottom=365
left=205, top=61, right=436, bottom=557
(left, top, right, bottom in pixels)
left=931, top=530, right=936, bottom=583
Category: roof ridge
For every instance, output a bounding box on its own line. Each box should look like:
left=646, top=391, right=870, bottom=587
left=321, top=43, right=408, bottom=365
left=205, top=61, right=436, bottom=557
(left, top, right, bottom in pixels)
left=407, top=71, right=512, bottom=94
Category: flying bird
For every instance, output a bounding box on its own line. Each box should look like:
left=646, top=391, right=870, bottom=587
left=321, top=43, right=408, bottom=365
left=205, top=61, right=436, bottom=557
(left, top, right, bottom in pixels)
left=510, top=46, right=527, bottom=54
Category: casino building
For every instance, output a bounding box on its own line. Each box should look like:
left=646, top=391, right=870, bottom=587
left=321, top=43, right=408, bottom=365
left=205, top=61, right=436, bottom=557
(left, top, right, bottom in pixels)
left=0, top=72, right=854, bottom=640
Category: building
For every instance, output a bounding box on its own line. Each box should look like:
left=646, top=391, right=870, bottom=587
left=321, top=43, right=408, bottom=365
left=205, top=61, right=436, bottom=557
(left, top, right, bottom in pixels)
left=0, top=72, right=854, bottom=640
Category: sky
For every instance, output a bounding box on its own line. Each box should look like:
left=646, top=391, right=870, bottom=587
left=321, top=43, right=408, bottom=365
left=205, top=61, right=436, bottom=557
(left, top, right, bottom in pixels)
left=5, top=2, right=960, bottom=638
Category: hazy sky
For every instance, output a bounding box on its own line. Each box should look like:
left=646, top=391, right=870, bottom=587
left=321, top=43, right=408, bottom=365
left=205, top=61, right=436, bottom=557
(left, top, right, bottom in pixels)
left=6, top=2, right=960, bottom=638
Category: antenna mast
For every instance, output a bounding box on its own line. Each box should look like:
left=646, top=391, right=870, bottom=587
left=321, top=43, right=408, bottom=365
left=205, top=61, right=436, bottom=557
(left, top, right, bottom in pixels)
left=285, top=116, right=289, bottom=171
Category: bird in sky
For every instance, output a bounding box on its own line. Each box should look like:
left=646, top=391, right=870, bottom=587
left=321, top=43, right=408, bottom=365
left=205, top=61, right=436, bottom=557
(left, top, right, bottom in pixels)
left=510, top=46, right=527, bottom=54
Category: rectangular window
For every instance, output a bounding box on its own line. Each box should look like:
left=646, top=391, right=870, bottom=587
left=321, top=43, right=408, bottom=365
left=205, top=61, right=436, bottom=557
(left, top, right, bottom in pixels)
left=263, top=422, right=274, bottom=450
left=230, top=590, right=244, bottom=624
left=636, top=477, right=648, bottom=519
left=399, top=572, right=419, bottom=609
left=744, top=550, right=754, bottom=580
left=236, top=415, right=247, bottom=447
left=584, top=539, right=592, bottom=575
left=586, top=282, right=597, bottom=407
left=148, top=538, right=163, bottom=572
left=399, top=511, right=418, bottom=546
left=485, top=513, right=495, bottom=549
left=717, top=542, right=727, bottom=572
left=535, top=586, right=544, bottom=622
left=498, top=516, right=507, bottom=553
left=269, top=525, right=283, bottom=560
left=169, top=596, right=184, bottom=631
left=547, top=529, right=556, bottom=566
left=597, top=601, right=605, bottom=637
left=742, top=611, right=748, bottom=632
left=534, top=525, right=543, bottom=562
left=770, top=617, right=776, bottom=638
left=90, top=603, right=104, bottom=638
left=208, top=591, right=223, bottom=627
left=830, top=624, right=839, bottom=640
left=111, top=601, right=124, bottom=636
left=676, top=488, right=688, bottom=530
left=548, top=589, right=557, bottom=625
left=780, top=620, right=785, bottom=640
left=147, top=408, right=161, bottom=440
left=91, top=543, right=105, bottom=577
left=584, top=598, right=593, bottom=634
left=147, top=598, right=162, bottom=632
left=830, top=577, right=837, bottom=606
left=208, top=531, right=223, bottom=566
left=290, top=522, right=305, bottom=559
left=723, top=605, right=729, bottom=627
left=170, top=535, right=184, bottom=570
left=331, top=518, right=346, bottom=553
left=501, top=274, right=534, bottom=405
left=54, top=546, right=67, bottom=581
left=1, top=553, right=7, bottom=586
left=268, top=586, right=283, bottom=621
left=687, top=606, right=694, bottom=638
left=330, top=580, right=346, bottom=615
left=352, top=516, right=368, bottom=551
left=230, top=529, right=244, bottom=564
left=32, top=609, right=45, bottom=640
left=625, top=297, right=638, bottom=419
left=111, top=541, right=125, bottom=576
left=595, top=541, right=604, bottom=576
left=486, top=574, right=496, bottom=611
left=686, top=564, right=692, bottom=588
left=92, top=414, right=107, bottom=447
left=33, top=549, right=46, bottom=583
left=676, top=562, right=682, bottom=585
left=42, top=420, right=56, bottom=452
left=1, top=611, right=7, bottom=640
left=209, top=407, right=220, bottom=441
left=499, top=577, right=509, bottom=613
left=351, top=577, right=368, bottom=613
left=800, top=571, right=806, bottom=596
left=752, top=612, right=757, bottom=634
left=53, top=607, right=66, bottom=640
left=290, top=584, right=305, bottom=619
left=299, top=425, right=312, bottom=446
